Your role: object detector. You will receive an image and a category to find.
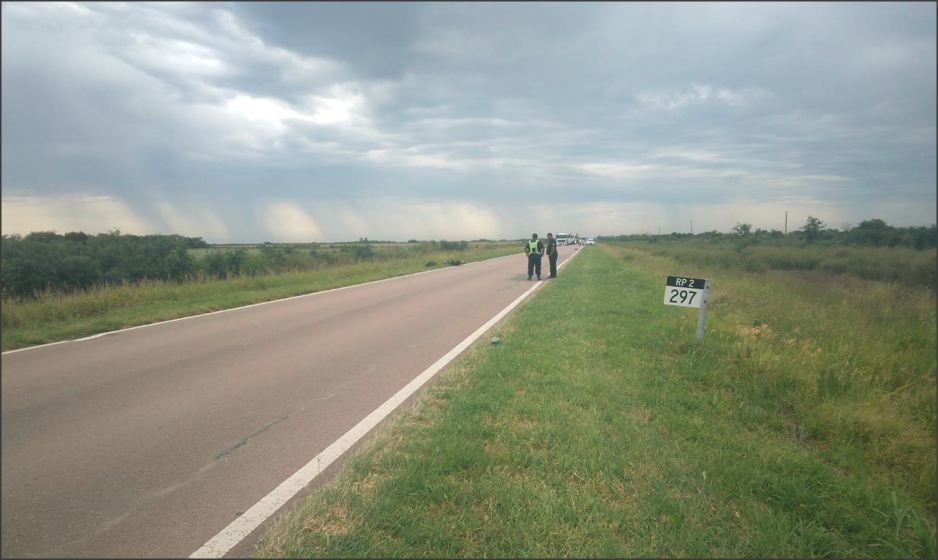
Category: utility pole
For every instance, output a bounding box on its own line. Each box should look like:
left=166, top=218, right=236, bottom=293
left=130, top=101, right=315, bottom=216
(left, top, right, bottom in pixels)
left=690, top=220, right=694, bottom=234
left=785, top=211, right=788, bottom=235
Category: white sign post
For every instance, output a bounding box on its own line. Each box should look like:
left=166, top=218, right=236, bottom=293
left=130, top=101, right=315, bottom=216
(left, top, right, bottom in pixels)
left=663, top=276, right=712, bottom=341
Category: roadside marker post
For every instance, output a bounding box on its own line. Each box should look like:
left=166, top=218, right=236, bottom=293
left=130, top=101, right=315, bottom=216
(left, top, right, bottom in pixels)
left=695, top=280, right=711, bottom=341
left=663, top=276, right=712, bottom=341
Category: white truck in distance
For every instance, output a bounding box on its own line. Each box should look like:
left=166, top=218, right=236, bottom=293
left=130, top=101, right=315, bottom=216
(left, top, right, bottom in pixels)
left=556, top=232, right=576, bottom=246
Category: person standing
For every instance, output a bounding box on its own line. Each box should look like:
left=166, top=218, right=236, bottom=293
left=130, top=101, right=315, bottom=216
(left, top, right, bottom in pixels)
left=524, top=233, right=544, bottom=280
left=546, top=232, right=559, bottom=278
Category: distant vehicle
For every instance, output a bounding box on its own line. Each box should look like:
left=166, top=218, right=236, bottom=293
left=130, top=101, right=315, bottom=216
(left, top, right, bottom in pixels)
left=556, top=232, right=575, bottom=246
left=586, top=238, right=595, bottom=245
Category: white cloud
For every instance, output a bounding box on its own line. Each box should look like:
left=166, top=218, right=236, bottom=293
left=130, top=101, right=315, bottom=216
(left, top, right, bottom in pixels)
left=92, top=2, right=342, bottom=92
left=327, top=205, right=371, bottom=238
left=525, top=201, right=662, bottom=237
left=576, top=162, right=662, bottom=181
left=156, top=202, right=229, bottom=240
left=650, top=148, right=727, bottom=164
left=635, top=84, right=769, bottom=111
left=364, top=147, right=469, bottom=171
left=224, top=95, right=298, bottom=134
left=312, top=198, right=504, bottom=241
left=1, top=194, right=153, bottom=235
left=304, top=84, right=368, bottom=126
left=124, top=32, right=231, bottom=78
left=396, top=200, right=501, bottom=240
left=172, top=84, right=376, bottom=158
left=3, top=1, right=361, bottom=158
left=260, top=201, right=323, bottom=242
left=575, top=157, right=852, bottom=199
left=1, top=1, right=94, bottom=26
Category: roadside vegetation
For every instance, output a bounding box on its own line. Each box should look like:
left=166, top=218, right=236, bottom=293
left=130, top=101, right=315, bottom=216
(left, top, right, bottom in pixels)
left=0, top=235, right=520, bottom=350
left=0, top=231, right=498, bottom=299
left=255, top=240, right=935, bottom=558
left=603, top=217, right=935, bottom=288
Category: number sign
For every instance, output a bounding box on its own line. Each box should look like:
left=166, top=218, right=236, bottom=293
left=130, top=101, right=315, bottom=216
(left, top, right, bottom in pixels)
left=664, top=276, right=708, bottom=308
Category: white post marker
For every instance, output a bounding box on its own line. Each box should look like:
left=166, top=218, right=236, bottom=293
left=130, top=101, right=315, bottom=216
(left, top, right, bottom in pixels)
left=663, top=275, right=712, bottom=341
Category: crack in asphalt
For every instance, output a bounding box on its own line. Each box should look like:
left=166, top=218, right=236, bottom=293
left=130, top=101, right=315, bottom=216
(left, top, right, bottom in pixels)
left=214, top=415, right=290, bottom=461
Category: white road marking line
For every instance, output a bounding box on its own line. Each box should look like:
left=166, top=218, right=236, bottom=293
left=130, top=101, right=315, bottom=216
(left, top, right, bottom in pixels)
left=2, top=254, right=518, bottom=355
left=189, top=249, right=580, bottom=558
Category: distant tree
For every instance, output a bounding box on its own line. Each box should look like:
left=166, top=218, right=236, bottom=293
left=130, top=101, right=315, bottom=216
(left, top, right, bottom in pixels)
left=851, top=218, right=893, bottom=246
left=1, top=231, right=198, bottom=297
left=353, top=244, right=374, bottom=260
left=801, top=216, right=825, bottom=243
left=260, top=243, right=287, bottom=268
left=1, top=236, right=59, bottom=297
left=733, top=223, right=752, bottom=236
left=438, top=240, right=469, bottom=251
left=24, top=231, right=61, bottom=243
left=63, top=231, right=89, bottom=243
left=185, top=236, right=210, bottom=249
left=907, top=225, right=937, bottom=250
left=57, top=255, right=99, bottom=290
left=203, top=252, right=228, bottom=279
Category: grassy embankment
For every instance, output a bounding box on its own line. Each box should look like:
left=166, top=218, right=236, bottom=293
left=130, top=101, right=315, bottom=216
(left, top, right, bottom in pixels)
left=1, top=242, right=520, bottom=351
left=256, top=241, right=935, bottom=558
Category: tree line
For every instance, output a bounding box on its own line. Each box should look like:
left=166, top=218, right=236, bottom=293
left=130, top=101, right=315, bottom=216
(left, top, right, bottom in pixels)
left=602, top=217, right=937, bottom=249
left=1, top=231, right=209, bottom=299
left=0, top=232, right=475, bottom=299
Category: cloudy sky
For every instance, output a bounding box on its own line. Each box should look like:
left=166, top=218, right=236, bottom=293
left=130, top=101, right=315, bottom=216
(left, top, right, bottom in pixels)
left=2, top=2, right=935, bottom=242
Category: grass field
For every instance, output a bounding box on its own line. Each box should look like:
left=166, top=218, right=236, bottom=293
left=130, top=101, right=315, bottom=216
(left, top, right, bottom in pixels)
left=0, top=242, right=519, bottom=351
left=639, top=237, right=935, bottom=288
left=255, top=241, right=935, bottom=558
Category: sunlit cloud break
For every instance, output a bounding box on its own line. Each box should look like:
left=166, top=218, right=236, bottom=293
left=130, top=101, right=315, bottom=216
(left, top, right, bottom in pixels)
left=1, top=2, right=934, bottom=241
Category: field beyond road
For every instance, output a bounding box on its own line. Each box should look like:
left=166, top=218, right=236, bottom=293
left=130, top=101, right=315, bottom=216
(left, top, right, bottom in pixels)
left=257, top=241, right=936, bottom=558
left=1, top=241, right=520, bottom=351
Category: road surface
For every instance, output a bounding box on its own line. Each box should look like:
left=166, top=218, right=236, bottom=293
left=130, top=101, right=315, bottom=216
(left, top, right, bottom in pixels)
left=2, top=245, right=579, bottom=558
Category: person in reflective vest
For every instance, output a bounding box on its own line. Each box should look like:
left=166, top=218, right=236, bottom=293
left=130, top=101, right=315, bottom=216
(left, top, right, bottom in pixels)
left=524, top=233, right=545, bottom=280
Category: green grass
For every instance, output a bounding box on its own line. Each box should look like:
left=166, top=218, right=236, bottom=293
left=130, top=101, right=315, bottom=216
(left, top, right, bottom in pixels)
left=640, top=237, right=936, bottom=288
left=1, top=243, right=519, bottom=351
left=255, top=242, right=935, bottom=558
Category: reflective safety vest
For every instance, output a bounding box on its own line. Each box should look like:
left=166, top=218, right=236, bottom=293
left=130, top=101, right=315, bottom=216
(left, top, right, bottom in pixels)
left=528, top=240, right=540, bottom=253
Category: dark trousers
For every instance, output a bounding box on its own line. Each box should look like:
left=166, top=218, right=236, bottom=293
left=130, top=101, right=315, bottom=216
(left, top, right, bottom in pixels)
left=548, top=254, right=558, bottom=277
left=527, top=253, right=542, bottom=278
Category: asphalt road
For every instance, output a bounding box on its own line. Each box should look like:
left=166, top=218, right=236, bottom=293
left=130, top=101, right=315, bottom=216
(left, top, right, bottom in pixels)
left=2, top=245, right=578, bottom=558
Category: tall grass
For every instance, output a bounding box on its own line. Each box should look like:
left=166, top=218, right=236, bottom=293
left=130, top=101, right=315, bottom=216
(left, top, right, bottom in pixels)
left=642, top=239, right=936, bottom=288
left=619, top=242, right=937, bottom=509
left=255, top=242, right=934, bottom=558
left=1, top=243, right=519, bottom=350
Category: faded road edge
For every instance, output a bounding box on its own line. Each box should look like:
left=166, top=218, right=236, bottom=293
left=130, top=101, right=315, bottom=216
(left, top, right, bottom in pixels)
left=2, top=253, right=516, bottom=356
left=189, top=249, right=582, bottom=558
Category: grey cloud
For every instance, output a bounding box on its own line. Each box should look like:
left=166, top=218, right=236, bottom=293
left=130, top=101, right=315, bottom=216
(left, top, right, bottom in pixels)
left=1, top=2, right=934, bottom=242
left=230, top=2, right=421, bottom=80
